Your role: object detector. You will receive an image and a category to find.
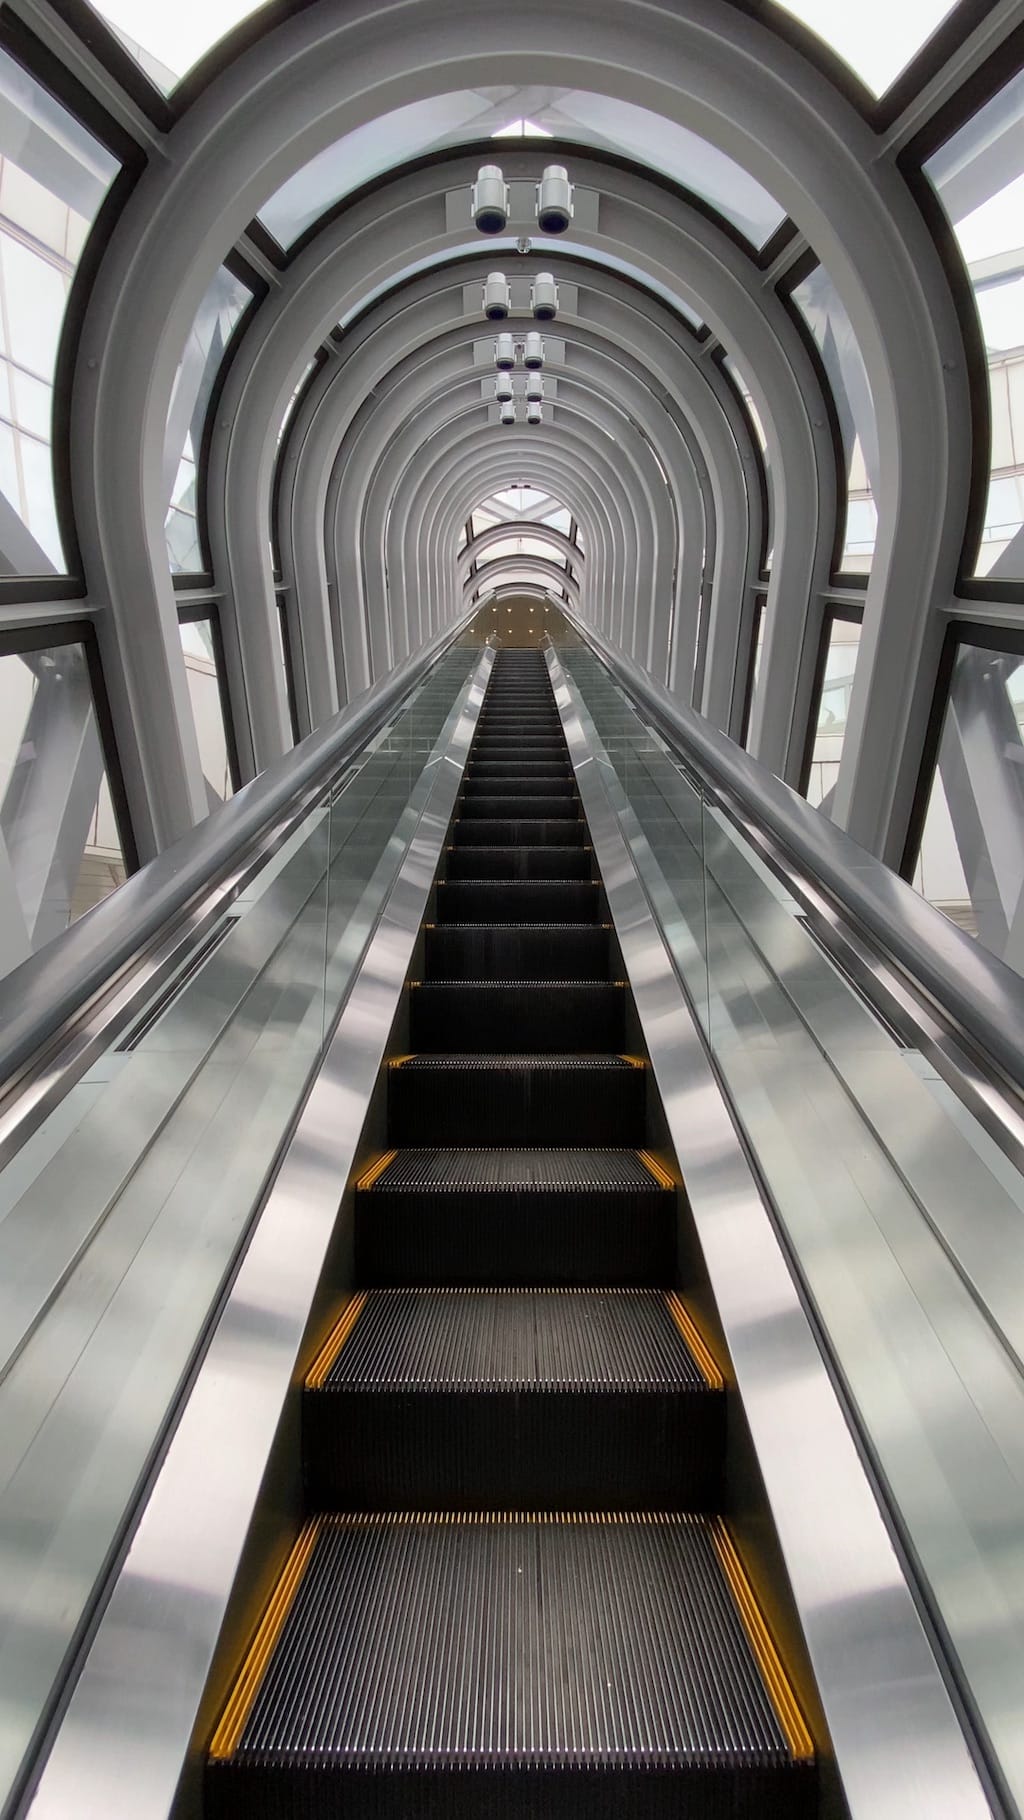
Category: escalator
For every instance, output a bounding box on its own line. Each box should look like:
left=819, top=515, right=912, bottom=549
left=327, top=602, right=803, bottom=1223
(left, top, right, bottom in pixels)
left=205, top=646, right=816, bottom=1818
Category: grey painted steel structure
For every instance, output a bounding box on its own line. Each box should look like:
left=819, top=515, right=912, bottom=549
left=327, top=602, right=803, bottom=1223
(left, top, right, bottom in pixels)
left=1, top=0, right=1019, bottom=943
left=4, top=0, right=1012, bottom=878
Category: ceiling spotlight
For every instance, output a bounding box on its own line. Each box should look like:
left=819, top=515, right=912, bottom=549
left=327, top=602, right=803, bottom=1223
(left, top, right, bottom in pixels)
left=536, top=165, right=573, bottom=234
left=494, top=332, right=515, bottom=370
left=526, top=372, right=544, bottom=403
left=499, top=401, right=517, bottom=426
left=524, top=331, right=544, bottom=370
left=494, top=372, right=514, bottom=404
left=527, top=401, right=543, bottom=426
left=483, top=272, right=511, bottom=320
left=531, top=272, right=558, bottom=320
left=472, top=164, right=509, bottom=234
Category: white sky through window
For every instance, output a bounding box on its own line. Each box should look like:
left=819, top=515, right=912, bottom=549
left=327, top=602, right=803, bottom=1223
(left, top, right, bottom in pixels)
left=88, top=0, right=270, bottom=86
left=772, top=0, right=957, bottom=97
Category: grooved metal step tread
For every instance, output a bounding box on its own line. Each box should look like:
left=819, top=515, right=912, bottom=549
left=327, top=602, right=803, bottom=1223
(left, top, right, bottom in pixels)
left=210, top=1513, right=813, bottom=1781
left=440, top=878, right=596, bottom=887
left=395, top=1053, right=636, bottom=1069
left=413, top=979, right=620, bottom=988
left=313, top=1289, right=710, bottom=1390
left=363, top=1148, right=669, bottom=1192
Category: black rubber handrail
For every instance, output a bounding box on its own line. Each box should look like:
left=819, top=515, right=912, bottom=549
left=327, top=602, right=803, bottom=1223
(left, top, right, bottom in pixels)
left=555, top=607, right=1024, bottom=1094
left=0, top=613, right=480, bottom=1088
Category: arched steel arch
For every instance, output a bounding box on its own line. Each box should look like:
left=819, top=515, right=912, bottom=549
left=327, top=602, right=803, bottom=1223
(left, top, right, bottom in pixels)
left=69, top=0, right=969, bottom=868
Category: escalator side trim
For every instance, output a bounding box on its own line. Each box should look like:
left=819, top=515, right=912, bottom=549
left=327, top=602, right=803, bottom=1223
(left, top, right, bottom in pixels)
left=666, top=1294, right=725, bottom=1391
left=636, top=1148, right=676, bottom=1190
left=711, top=1520, right=815, bottom=1764
left=305, top=1292, right=369, bottom=1389
left=356, top=1148, right=398, bottom=1190
left=208, top=1519, right=321, bottom=1762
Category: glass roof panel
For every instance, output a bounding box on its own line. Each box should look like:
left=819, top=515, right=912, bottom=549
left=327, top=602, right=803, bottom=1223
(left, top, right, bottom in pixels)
left=87, top=1, right=272, bottom=91
left=0, top=48, right=118, bottom=573
left=255, top=85, right=780, bottom=256
left=771, top=0, right=958, bottom=100
left=926, top=65, right=1024, bottom=579
left=164, top=264, right=251, bottom=574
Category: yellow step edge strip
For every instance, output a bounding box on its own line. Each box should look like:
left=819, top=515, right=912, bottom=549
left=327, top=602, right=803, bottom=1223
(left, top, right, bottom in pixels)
left=711, top=1519, right=815, bottom=1765
left=665, top=1294, right=724, bottom=1391
left=636, top=1149, right=676, bottom=1191
left=305, top=1292, right=369, bottom=1389
left=208, top=1519, right=321, bottom=1761
left=356, top=1148, right=398, bottom=1191
left=617, top=1054, right=647, bottom=1070
left=387, top=1054, right=415, bottom=1070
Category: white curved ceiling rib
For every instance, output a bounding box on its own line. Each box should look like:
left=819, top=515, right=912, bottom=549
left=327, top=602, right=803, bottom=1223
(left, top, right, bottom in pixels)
left=67, top=0, right=972, bottom=875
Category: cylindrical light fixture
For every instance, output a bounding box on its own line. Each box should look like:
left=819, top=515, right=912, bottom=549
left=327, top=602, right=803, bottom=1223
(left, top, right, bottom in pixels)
left=524, top=331, right=544, bottom=370
left=527, top=401, right=543, bottom=426
left=483, top=271, right=511, bottom=320
left=472, top=165, right=509, bottom=234
left=499, top=401, right=517, bottom=426
left=536, top=165, right=573, bottom=233
left=526, top=372, right=544, bottom=402
left=531, top=272, right=558, bottom=320
left=494, top=372, right=514, bottom=404
left=494, top=332, right=515, bottom=370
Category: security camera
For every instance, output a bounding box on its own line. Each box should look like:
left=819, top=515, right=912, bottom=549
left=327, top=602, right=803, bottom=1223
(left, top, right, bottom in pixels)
left=494, top=333, right=515, bottom=370
left=531, top=272, right=558, bottom=320
left=483, top=272, right=511, bottom=321
left=494, top=372, right=514, bottom=404
left=523, top=331, right=544, bottom=370
left=526, top=372, right=544, bottom=402
left=527, top=401, right=543, bottom=426
left=499, top=401, right=517, bottom=426
left=472, top=165, right=509, bottom=235
left=536, top=165, right=573, bottom=234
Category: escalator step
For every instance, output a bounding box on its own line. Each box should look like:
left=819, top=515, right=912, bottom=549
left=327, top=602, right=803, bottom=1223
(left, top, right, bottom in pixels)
left=424, top=923, right=610, bottom=980
left=472, top=736, right=566, bottom=750
left=207, top=1513, right=814, bottom=1817
left=444, top=845, right=591, bottom=880
left=461, top=775, right=575, bottom=797
left=355, top=1147, right=676, bottom=1284
left=304, top=1288, right=723, bottom=1508
left=457, top=794, right=580, bottom=820
left=437, top=880, right=599, bottom=922
left=389, top=1053, right=644, bottom=1143
left=410, top=981, right=626, bottom=1050
left=452, top=818, right=586, bottom=846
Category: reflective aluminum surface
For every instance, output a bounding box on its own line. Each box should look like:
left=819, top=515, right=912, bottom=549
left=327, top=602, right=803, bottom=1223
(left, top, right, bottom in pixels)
left=22, top=648, right=493, bottom=1820
left=545, top=645, right=992, bottom=1820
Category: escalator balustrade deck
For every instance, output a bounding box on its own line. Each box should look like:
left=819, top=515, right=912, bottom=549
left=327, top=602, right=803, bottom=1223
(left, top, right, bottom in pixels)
left=207, top=646, right=815, bottom=1818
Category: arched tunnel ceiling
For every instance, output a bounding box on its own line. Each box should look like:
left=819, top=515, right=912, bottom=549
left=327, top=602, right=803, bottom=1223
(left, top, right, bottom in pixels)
left=3, top=0, right=1017, bottom=909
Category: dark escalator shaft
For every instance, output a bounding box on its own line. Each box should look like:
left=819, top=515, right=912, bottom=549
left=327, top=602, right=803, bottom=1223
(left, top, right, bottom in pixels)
left=207, top=647, right=815, bottom=1817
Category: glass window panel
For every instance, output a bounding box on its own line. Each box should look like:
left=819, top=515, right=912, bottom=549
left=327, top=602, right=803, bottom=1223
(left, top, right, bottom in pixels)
left=553, top=90, right=786, bottom=248
left=0, top=638, right=127, bottom=953
left=0, top=50, right=118, bottom=573
left=927, top=70, right=1024, bottom=579
left=542, top=507, right=572, bottom=536
left=771, top=0, right=957, bottom=98
left=256, top=87, right=782, bottom=253
left=805, top=614, right=862, bottom=808
left=792, top=262, right=878, bottom=575
left=912, top=637, right=1024, bottom=970
left=86, top=1, right=270, bottom=92
left=478, top=535, right=565, bottom=565
left=9, top=366, right=52, bottom=440
left=164, top=265, right=250, bottom=575
left=178, top=614, right=234, bottom=805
